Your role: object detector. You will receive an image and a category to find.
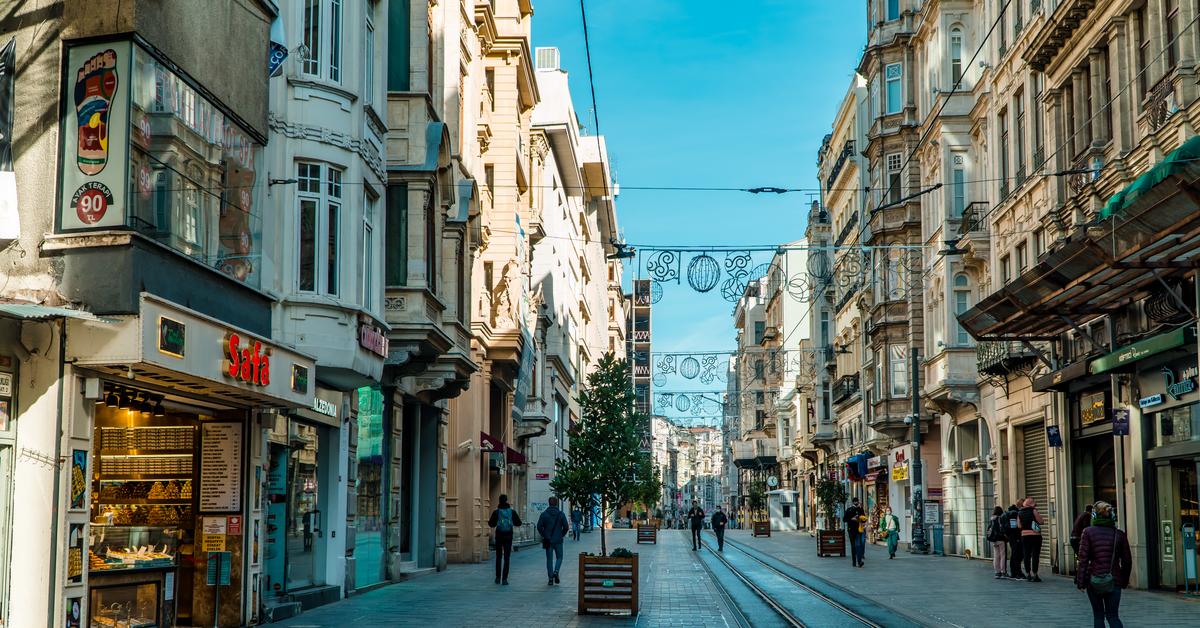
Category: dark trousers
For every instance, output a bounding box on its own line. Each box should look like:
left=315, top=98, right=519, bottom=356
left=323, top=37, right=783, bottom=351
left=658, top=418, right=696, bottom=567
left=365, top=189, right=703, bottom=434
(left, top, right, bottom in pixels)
left=494, top=533, right=513, bottom=581
left=1086, top=586, right=1123, bottom=628
left=849, top=533, right=865, bottom=565
left=714, top=527, right=725, bottom=550
left=691, top=526, right=702, bottom=549
left=1022, top=535, right=1043, bottom=576
left=1007, top=537, right=1024, bottom=577
left=572, top=523, right=581, bottom=541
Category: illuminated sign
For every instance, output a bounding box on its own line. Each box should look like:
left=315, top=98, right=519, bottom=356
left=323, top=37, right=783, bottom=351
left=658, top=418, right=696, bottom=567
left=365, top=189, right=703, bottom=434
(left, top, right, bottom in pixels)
left=223, top=332, right=271, bottom=387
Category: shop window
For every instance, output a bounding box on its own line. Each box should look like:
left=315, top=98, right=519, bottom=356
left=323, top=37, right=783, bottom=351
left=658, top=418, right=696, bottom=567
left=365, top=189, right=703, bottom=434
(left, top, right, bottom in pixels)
left=1155, top=404, right=1200, bottom=447
left=355, top=386, right=387, bottom=588
left=296, top=162, right=343, bottom=295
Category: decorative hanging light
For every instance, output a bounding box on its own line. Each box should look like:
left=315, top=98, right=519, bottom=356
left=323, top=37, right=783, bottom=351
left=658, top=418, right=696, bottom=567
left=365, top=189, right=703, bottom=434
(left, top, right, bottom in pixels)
left=686, top=254, right=720, bottom=293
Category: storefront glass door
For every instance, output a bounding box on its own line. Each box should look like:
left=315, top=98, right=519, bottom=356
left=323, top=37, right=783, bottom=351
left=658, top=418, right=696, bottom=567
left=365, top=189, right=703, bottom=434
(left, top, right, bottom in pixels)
left=1155, top=461, right=1200, bottom=589
left=286, top=423, right=321, bottom=590
left=354, top=387, right=386, bottom=588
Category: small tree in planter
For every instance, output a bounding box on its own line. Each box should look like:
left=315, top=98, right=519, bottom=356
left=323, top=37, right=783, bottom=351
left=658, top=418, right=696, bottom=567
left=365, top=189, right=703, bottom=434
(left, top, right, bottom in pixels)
left=814, top=475, right=849, bottom=557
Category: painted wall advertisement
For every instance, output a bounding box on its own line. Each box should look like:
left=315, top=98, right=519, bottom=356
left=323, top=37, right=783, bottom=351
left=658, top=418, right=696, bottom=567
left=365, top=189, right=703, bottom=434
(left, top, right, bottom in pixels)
left=70, top=449, right=87, bottom=510
left=59, top=41, right=131, bottom=231
left=67, top=523, right=84, bottom=584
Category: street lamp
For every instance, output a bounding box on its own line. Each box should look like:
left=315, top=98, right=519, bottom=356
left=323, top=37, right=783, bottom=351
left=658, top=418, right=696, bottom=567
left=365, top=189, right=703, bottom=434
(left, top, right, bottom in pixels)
left=908, top=347, right=929, bottom=554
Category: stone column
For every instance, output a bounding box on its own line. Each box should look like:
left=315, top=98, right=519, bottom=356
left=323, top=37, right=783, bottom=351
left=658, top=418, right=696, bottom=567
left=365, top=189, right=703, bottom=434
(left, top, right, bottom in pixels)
left=1148, top=0, right=1167, bottom=87
left=1071, top=69, right=1089, bottom=159
left=1089, top=48, right=1109, bottom=146
left=1108, top=18, right=1134, bottom=154
left=1046, top=87, right=1066, bottom=214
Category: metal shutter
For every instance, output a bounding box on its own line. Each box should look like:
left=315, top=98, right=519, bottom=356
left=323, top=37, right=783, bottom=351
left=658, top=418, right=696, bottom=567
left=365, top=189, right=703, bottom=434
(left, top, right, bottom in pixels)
left=1022, top=422, right=1050, bottom=565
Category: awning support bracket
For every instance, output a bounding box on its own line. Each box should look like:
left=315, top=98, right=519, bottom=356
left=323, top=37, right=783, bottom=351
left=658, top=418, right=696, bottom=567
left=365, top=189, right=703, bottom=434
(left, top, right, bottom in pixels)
left=1058, top=314, right=1103, bottom=350
left=1020, top=340, right=1054, bottom=370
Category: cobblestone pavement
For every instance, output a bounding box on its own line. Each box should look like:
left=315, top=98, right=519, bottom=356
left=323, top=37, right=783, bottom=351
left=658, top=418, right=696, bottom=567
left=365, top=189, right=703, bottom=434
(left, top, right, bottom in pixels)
left=276, top=528, right=738, bottom=627
left=737, top=529, right=1200, bottom=627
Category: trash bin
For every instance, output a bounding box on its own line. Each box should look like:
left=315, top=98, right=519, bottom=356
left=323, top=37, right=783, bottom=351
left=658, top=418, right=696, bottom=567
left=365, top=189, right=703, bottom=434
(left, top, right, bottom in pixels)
left=930, top=524, right=945, bottom=556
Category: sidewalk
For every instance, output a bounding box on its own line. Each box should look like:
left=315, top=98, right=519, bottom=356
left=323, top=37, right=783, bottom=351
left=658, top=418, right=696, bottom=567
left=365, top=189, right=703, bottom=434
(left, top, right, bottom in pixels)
left=737, top=530, right=1200, bottom=627
left=276, top=528, right=736, bottom=627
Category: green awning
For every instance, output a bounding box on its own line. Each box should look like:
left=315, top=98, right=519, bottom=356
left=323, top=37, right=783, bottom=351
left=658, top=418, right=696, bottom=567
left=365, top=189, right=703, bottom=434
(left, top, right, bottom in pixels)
left=1100, top=135, right=1200, bottom=220
left=1088, top=326, right=1197, bottom=374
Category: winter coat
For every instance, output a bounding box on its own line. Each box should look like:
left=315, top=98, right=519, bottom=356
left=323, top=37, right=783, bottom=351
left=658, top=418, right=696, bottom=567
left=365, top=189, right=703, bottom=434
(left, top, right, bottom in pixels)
left=1070, top=511, right=1091, bottom=539
left=1074, top=525, right=1132, bottom=589
left=1018, top=506, right=1044, bottom=537
left=536, top=506, right=570, bottom=544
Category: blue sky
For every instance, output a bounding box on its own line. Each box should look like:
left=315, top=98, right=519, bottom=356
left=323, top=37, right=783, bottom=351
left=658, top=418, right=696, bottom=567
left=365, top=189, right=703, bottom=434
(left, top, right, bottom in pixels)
left=533, top=1, right=867, bottom=419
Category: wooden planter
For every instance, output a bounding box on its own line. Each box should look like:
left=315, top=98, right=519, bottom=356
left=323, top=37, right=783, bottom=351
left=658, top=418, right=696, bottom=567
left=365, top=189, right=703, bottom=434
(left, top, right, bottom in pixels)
left=636, top=525, right=657, bottom=544
left=578, top=553, right=639, bottom=615
left=752, top=521, right=771, bottom=537
left=817, top=529, right=846, bottom=557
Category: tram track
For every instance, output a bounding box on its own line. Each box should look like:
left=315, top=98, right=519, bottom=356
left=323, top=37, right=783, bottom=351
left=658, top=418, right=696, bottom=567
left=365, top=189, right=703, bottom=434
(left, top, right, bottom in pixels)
left=699, top=533, right=885, bottom=628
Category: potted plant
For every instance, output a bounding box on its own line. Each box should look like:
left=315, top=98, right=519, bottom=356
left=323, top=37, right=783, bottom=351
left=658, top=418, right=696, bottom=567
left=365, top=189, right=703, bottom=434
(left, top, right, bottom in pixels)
left=551, top=354, right=661, bottom=615
left=815, top=475, right=848, bottom=557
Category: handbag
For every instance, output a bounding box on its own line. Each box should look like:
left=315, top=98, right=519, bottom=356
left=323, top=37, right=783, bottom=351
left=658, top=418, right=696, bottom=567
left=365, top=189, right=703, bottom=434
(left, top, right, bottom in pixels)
left=1088, top=529, right=1118, bottom=594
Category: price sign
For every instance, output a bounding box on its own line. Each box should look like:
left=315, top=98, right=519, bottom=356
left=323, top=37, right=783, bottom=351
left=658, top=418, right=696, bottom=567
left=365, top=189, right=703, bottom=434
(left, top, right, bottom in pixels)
left=206, top=551, right=232, bottom=586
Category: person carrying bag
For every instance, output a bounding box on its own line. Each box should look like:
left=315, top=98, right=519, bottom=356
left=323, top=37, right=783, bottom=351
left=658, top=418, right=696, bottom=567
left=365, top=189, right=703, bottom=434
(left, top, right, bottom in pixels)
left=1074, top=501, right=1131, bottom=628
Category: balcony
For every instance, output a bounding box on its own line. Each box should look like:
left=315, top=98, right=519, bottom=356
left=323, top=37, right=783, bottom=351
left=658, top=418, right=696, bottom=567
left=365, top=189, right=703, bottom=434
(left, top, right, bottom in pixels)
left=834, top=210, right=859, bottom=247
left=831, top=373, right=860, bottom=404
left=977, top=341, right=1038, bottom=377
left=1147, top=74, right=1177, bottom=133
left=633, top=330, right=650, bottom=343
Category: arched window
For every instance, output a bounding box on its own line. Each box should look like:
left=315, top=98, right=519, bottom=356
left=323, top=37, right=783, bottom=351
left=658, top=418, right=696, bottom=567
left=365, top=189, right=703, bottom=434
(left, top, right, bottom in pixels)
left=954, top=274, right=972, bottom=345
left=950, top=28, right=964, bottom=85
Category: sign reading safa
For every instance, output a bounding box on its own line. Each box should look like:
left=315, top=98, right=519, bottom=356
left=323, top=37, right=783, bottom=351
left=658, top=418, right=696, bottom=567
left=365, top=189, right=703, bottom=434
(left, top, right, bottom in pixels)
left=223, top=332, right=271, bottom=386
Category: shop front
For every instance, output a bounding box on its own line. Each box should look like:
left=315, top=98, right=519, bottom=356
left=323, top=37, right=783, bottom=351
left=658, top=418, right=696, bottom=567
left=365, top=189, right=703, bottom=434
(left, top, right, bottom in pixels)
left=352, top=386, right=388, bottom=590
left=66, top=294, right=313, bottom=626
left=864, top=456, right=889, bottom=544
left=888, top=445, right=913, bottom=545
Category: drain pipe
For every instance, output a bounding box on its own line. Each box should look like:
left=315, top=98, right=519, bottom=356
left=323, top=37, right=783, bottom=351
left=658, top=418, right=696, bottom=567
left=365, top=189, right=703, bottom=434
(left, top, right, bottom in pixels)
left=45, top=319, right=67, bottom=628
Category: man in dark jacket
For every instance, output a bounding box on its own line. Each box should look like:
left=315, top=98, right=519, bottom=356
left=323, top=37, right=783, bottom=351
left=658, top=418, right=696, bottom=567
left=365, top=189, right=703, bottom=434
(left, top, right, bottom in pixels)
left=687, top=501, right=706, bottom=550
left=536, top=496, right=570, bottom=586
left=843, top=497, right=867, bottom=567
left=1071, top=504, right=1094, bottom=555
left=1075, top=501, right=1131, bottom=628
left=711, top=505, right=728, bottom=551
left=1004, top=504, right=1024, bottom=579
left=487, top=494, right=522, bottom=585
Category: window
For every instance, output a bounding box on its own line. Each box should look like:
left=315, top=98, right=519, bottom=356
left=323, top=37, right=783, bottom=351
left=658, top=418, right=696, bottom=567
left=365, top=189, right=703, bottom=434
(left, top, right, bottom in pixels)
left=1137, top=6, right=1149, bottom=95
left=1166, top=0, right=1180, bottom=69
left=297, top=163, right=343, bottom=294
left=1014, top=91, right=1026, bottom=182
left=950, top=29, right=963, bottom=85
left=425, top=196, right=437, bottom=294
left=1016, top=241, right=1028, bottom=272
left=486, top=69, right=496, bottom=112
left=997, top=0, right=1007, bottom=53
left=302, top=0, right=343, bottom=82
left=998, top=108, right=1010, bottom=195
left=754, top=321, right=765, bottom=344
left=385, top=184, right=408, bottom=286
left=887, top=0, right=900, bottom=20
left=1000, top=254, right=1011, bottom=285
left=756, top=391, right=765, bottom=405
left=951, top=156, right=966, bottom=217
left=889, top=344, right=908, bottom=396
left=954, top=274, right=971, bottom=345
left=1033, top=228, right=1044, bottom=258
left=886, top=153, right=903, bottom=204
left=1032, top=74, right=1044, bottom=166
left=885, top=63, right=903, bottom=114
left=363, top=191, right=377, bottom=309
left=363, top=1, right=375, bottom=106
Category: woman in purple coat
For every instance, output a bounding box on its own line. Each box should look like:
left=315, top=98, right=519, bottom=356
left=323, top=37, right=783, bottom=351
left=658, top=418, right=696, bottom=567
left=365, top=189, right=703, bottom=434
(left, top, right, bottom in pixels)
left=1074, top=501, right=1132, bottom=628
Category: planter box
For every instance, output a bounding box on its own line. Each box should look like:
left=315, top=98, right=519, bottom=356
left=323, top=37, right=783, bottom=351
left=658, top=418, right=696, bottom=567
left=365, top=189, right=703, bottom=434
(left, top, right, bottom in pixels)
left=817, top=529, right=846, bottom=557
left=636, top=525, right=657, bottom=544
left=578, top=553, right=639, bottom=615
left=752, top=522, right=771, bottom=537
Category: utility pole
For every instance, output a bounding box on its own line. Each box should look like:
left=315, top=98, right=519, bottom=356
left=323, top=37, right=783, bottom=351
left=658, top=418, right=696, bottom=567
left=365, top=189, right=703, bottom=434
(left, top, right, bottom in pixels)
left=909, top=347, right=929, bottom=553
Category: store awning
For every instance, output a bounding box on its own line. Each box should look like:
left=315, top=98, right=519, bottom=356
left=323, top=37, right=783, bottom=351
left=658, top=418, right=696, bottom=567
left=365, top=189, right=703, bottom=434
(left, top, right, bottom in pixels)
left=506, top=446, right=527, bottom=465
left=0, top=301, right=112, bottom=322
left=1031, top=359, right=1093, bottom=392
left=480, top=431, right=505, bottom=453
left=1089, top=326, right=1197, bottom=374
left=959, top=137, right=1200, bottom=342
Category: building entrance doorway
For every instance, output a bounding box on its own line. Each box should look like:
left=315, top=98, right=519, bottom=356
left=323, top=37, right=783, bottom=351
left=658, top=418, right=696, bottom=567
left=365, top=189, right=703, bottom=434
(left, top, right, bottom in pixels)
left=1153, top=460, right=1200, bottom=589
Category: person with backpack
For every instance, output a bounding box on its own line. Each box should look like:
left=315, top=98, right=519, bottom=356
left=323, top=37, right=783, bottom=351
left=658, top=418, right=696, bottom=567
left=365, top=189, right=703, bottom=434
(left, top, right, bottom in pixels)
left=536, top=496, right=570, bottom=585
left=1019, top=497, right=1046, bottom=582
left=1005, top=503, right=1024, bottom=579
left=987, top=506, right=1007, bottom=578
left=487, top=494, right=522, bottom=585
left=1075, top=501, right=1131, bottom=628
left=879, top=505, right=900, bottom=559
left=1071, top=504, right=1094, bottom=555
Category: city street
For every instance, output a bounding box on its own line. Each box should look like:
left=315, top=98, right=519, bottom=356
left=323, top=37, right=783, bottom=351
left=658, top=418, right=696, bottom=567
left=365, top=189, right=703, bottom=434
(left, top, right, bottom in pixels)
left=275, top=529, right=1200, bottom=627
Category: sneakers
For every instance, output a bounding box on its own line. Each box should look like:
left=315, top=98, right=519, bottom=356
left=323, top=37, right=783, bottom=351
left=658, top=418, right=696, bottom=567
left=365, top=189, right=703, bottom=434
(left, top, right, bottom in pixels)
left=554, top=572, right=560, bottom=584
left=495, top=577, right=501, bottom=584
left=502, top=579, right=509, bottom=585
left=548, top=578, right=554, bottom=586
left=994, top=573, right=1003, bottom=579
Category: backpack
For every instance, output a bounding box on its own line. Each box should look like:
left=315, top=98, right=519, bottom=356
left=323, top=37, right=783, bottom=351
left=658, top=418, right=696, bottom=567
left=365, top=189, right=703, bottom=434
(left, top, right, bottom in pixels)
left=1019, top=508, right=1035, bottom=530
left=987, top=516, right=1004, bottom=542
left=1007, top=511, right=1020, bottom=530
left=497, top=508, right=513, bottom=533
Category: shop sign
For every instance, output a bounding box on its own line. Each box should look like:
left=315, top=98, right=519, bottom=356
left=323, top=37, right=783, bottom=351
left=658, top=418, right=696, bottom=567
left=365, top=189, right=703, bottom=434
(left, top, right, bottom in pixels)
left=1113, top=408, right=1130, bottom=436
left=158, top=316, right=185, bottom=358
left=312, top=397, right=338, bottom=418
left=200, top=422, right=243, bottom=512
left=223, top=331, right=271, bottom=387
left=0, top=371, right=10, bottom=397
left=358, top=323, right=389, bottom=358
left=1089, top=326, right=1196, bottom=375
left=1163, top=366, right=1196, bottom=400
left=291, top=364, right=309, bottom=395
left=535, top=473, right=550, bottom=480
left=1047, top=425, right=1063, bottom=447
left=206, top=551, right=232, bottom=586
left=924, top=500, right=942, bottom=524
left=1081, top=391, right=1106, bottom=426
left=891, top=463, right=909, bottom=482
left=1139, top=394, right=1165, bottom=409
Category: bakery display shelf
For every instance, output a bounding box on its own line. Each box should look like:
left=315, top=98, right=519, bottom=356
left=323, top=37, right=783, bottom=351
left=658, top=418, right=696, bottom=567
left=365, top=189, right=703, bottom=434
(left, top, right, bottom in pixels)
left=96, top=498, right=193, bottom=505
left=99, top=473, right=192, bottom=481
left=99, top=449, right=194, bottom=457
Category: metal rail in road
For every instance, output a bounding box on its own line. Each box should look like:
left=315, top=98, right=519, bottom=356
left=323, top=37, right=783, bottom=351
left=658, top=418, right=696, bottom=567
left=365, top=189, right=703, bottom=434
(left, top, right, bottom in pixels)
left=700, top=533, right=883, bottom=628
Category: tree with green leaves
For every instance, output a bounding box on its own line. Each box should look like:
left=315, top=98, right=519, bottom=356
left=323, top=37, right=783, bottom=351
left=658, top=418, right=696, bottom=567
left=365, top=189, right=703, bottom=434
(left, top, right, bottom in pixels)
left=551, top=353, right=660, bottom=556
left=815, top=475, right=848, bottom=530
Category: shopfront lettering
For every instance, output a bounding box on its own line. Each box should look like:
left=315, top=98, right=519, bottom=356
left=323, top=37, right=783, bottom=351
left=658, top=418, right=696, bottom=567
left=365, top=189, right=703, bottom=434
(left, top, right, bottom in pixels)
left=223, top=332, right=271, bottom=386
left=312, top=397, right=338, bottom=418
left=1163, top=366, right=1195, bottom=401
left=359, top=324, right=389, bottom=358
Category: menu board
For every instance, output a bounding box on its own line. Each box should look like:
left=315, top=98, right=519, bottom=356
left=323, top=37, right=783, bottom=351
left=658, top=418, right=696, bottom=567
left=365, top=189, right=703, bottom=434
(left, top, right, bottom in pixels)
left=199, top=422, right=242, bottom=512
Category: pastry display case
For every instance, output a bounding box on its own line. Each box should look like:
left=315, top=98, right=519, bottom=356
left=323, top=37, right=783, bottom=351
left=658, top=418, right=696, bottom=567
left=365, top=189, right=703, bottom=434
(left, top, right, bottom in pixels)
left=89, top=581, right=159, bottom=628
left=88, top=525, right=184, bottom=572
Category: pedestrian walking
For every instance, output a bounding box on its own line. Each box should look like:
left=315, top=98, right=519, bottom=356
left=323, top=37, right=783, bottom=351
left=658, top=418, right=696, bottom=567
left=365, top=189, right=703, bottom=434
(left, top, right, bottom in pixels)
left=987, top=505, right=1007, bottom=578
left=687, top=500, right=706, bottom=551
left=879, top=505, right=900, bottom=559
left=1074, top=501, right=1131, bottom=628
left=1004, top=503, right=1024, bottom=579
left=1071, top=504, right=1094, bottom=555
left=1019, top=497, right=1046, bottom=582
left=536, top=496, right=570, bottom=586
left=487, top=494, right=522, bottom=585
left=570, top=507, right=583, bottom=541
left=711, top=505, right=728, bottom=551
left=843, top=497, right=867, bottom=567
